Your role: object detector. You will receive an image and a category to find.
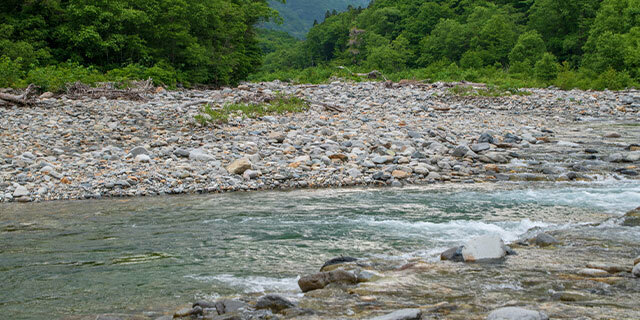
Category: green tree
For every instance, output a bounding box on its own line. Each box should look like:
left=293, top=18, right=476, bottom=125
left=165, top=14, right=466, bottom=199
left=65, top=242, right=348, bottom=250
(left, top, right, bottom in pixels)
left=534, top=52, right=560, bottom=80
left=509, top=30, right=546, bottom=67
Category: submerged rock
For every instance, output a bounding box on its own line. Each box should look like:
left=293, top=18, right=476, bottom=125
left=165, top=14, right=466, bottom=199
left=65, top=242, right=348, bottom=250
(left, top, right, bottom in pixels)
left=298, top=269, right=357, bottom=292
left=461, top=234, right=507, bottom=262
left=440, top=246, right=464, bottom=262
left=369, top=308, right=422, bottom=320
left=320, top=256, right=358, bottom=271
left=622, top=207, right=640, bottom=226
left=213, top=299, right=248, bottom=315
left=486, top=307, right=549, bottom=320
left=255, top=294, right=295, bottom=313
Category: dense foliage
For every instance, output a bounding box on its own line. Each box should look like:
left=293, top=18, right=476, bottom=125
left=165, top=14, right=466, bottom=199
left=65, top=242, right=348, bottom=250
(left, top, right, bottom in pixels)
left=263, top=0, right=370, bottom=39
left=0, top=0, right=278, bottom=89
left=255, top=0, right=640, bottom=90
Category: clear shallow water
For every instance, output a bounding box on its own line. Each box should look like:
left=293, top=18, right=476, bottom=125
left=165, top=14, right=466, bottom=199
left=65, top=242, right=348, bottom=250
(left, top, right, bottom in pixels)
left=1, top=182, right=639, bottom=319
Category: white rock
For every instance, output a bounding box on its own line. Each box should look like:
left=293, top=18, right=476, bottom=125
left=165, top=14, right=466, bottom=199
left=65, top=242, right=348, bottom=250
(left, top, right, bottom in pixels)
left=13, top=185, right=30, bottom=197
left=189, top=149, right=216, bottom=162
left=462, top=234, right=507, bottom=262
left=486, top=307, right=549, bottom=320
left=633, top=264, right=640, bottom=278
left=369, top=308, right=422, bottom=320
left=135, top=154, right=151, bottom=163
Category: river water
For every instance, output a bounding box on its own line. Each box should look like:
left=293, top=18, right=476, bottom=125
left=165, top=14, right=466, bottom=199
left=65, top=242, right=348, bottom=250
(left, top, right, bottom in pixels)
left=1, top=181, right=639, bottom=319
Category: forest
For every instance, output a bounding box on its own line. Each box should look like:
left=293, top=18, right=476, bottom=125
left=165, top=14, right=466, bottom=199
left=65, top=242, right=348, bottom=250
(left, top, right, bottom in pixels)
left=1, top=0, right=639, bottom=91
left=255, top=0, right=640, bottom=90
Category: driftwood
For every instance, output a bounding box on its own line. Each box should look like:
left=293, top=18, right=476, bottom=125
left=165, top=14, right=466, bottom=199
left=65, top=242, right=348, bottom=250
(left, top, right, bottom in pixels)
left=0, top=84, right=40, bottom=107
left=312, top=101, right=345, bottom=113
left=337, top=66, right=388, bottom=81
left=65, top=78, right=154, bottom=101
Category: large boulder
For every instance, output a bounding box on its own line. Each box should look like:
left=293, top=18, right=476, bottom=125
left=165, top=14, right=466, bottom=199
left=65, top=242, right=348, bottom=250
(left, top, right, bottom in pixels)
left=255, top=294, right=295, bottom=313
left=461, top=235, right=507, bottom=262
left=298, top=269, right=358, bottom=292
left=486, top=307, right=549, bottom=320
left=369, top=308, right=422, bottom=320
left=226, top=159, right=252, bottom=175
left=622, top=207, right=640, bottom=227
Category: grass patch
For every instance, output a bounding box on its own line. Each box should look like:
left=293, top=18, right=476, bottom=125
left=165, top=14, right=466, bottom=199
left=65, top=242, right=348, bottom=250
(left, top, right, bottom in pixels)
left=195, top=94, right=309, bottom=125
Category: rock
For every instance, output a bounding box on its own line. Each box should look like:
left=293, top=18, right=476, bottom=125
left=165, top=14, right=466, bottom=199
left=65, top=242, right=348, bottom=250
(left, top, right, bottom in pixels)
left=129, top=146, right=149, bottom=157
left=243, top=170, right=260, bottom=180
left=298, top=269, right=358, bottom=292
left=368, top=308, right=422, bottom=320
left=226, top=158, right=252, bottom=175
left=471, top=143, right=491, bottom=153
left=135, top=154, right=151, bottom=163
left=622, top=207, right=640, bottom=227
left=633, top=264, right=640, bottom=278
left=189, top=149, right=216, bottom=162
left=372, top=156, right=392, bottom=164
left=174, top=148, right=190, bottom=157
left=213, top=299, right=248, bottom=315
left=39, top=92, right=54, bottom=99
left=173, top=306, right=202, bottom=318
left=479, top=132, right=496, bottom=144
left=321, top=256, right=358, bottom=271
left=604, top=132, right=621, bottom=138
left=552, top=291, right=589, bottom=302
left=452, top=145, right=471, bottom=157
left=486, top=307, right=549, bottom=320
left=461, top=234, right=507, bottom=262
left=577, top=268, right=609, bottom=277
left=268, top=132, right=286, bottom=143
left=634, top=256, right=640, bottom=266
left=13, top=185, right=29, bottom=197
left=392, top=170, right=409, bottom=179
left=255, top=294, right=295, bottom=312
left=530, top=233, right=559, bottom=247
left=347, top=168, right=362, bottom=178
left=585, top=263, right=629, bottom=274
left=440, top=246, right=464, bottom=262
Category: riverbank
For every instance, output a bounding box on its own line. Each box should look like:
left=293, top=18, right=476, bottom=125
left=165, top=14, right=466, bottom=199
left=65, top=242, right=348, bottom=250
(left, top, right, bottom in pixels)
left=1, top=81, right=640, bottom=203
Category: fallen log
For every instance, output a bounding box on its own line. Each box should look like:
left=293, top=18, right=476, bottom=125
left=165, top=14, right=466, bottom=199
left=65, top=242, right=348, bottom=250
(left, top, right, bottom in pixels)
left=0, top=84, right=39, bottom=107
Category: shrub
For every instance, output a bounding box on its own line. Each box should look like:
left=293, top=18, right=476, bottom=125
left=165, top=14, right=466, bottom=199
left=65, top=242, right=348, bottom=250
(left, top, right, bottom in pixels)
left=0, top=56, right=25, bottom=88
left=534, top=53, right=560, bottom=81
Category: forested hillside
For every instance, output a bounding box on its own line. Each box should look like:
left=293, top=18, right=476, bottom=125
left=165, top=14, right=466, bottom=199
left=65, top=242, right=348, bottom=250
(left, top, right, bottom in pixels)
left=264, top=0, right=370, bottom=39
left=0, top=0, right=277, bottom=89
left=255, top=0, right=640, bottom=90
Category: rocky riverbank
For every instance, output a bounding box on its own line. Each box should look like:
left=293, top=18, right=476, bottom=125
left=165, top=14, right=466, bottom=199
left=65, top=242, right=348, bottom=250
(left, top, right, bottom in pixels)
left=1, top=81, right=640, bottom=203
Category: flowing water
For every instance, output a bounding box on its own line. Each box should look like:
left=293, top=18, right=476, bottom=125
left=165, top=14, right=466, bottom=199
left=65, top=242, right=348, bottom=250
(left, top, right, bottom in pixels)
left=1, top=182, right=639, bottom=319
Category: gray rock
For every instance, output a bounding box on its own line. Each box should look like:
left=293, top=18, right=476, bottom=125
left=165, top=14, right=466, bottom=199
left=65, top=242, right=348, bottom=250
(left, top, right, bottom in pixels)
left=452, top=145, right=470, bottom=157
left=461, top=234, right=507, bottom=262
left=471, top=143, right=491, bottom=152
left=13, top=185, right=29, bottom=197
left=622, top=207, right=640, bottom=227
left=174, top=148, right=190, bottom=157
left=486, top=307, right=548, bottom=320
left=129, top=146, right=149, bottom=157
left=372, top=156, right=392, bottom=164
left=189, top=149, right=216, bottom=162
left=213, top=299, right=249, bottom=315
left=255, top=294, right=295, bottom=312
left=243, top=170, right=260, bottom=180
left=298, top=269, right=358, bottom=292
left=479, top=132, right=496, bottom=144
left=347, top=168, right=362, bottom=178
left=440, top=246, right=464, bottom=262
left=531, top=233, right=559, bottom=247
left=369, top=308, right=422, bottom=320
left=321, top=256, right=358, bottom=271
left=633, top=264, right=640, bottom=278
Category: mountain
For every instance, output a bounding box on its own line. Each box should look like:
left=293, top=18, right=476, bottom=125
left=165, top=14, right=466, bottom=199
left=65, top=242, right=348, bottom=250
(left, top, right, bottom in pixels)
left=265, top=0, right=370, bottom=39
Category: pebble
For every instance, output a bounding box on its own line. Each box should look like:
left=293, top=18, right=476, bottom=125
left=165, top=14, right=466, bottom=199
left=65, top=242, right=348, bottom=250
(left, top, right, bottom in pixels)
left=368, top=308, right=422, bottom=320
left=1, top=81, right=638, bottom=203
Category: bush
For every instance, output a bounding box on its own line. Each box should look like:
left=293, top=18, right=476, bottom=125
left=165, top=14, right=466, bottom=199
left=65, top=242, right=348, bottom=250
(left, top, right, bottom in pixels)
left=0, top=56, right=25, bottom=88
left=592, top=67, right=633, bottom=90
left=534, top=53, right=560, bottom=81
left=23, top=63, right=107, bottom=92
